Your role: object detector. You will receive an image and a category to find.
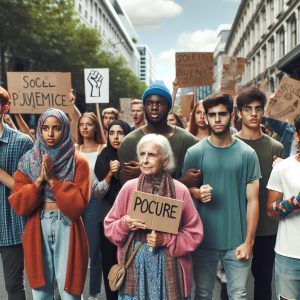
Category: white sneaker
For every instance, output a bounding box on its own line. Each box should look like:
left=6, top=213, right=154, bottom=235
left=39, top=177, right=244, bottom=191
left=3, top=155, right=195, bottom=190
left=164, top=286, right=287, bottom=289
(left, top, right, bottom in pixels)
left=87, top=296, right=97, bottom=300
left=217, top=269, right=227, bottom=284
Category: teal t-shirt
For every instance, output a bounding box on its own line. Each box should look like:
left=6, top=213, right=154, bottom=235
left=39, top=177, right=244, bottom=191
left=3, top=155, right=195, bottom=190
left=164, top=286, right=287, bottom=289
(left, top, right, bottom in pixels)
left=182, top=137, right=261, bottom=250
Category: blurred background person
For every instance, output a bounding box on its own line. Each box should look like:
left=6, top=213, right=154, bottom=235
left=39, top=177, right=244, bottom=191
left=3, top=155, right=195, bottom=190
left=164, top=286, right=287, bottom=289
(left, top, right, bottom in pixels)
left=75, top=112, right=106, bottom=300
left=94, top=119, right=131, bottom=300
left=167, top=112, right=185, bottom=128
left=131, top=99, right=145, bottom=130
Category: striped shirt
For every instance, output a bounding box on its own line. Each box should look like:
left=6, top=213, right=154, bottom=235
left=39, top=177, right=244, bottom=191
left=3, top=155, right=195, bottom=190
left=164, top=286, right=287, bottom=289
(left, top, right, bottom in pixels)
left=0, top=125, right=33, bottom=246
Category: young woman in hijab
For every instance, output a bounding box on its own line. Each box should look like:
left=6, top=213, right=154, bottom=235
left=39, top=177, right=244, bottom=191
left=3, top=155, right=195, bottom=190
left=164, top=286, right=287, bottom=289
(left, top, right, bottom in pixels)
left=104, top=134, right=203, bottom=300
left=9, top=108, right=90, bottom=299
left=93, top=119, right=131, bottom=300
left=75, top=112, right=106, bottom=300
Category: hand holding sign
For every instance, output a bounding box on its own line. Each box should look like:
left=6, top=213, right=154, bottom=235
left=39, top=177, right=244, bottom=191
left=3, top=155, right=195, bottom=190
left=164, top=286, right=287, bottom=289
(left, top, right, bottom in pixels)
left=146, top=230, right=164, bottom=250
left=88, top=70, right=103, bottom=97
left=124, top=215, right=146, bottom=231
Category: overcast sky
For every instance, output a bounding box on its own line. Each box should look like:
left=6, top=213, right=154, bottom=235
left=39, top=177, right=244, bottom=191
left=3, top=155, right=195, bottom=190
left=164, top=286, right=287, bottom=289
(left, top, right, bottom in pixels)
left=119, top=0, right=241, bottom=90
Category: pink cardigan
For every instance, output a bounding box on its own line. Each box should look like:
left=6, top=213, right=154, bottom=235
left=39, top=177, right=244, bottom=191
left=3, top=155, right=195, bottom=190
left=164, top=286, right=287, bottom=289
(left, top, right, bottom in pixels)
left=104, top=178, right=203, bottom=297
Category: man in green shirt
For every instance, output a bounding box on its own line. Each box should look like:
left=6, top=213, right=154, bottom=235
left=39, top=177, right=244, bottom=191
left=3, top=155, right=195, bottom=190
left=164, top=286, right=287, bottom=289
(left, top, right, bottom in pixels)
left=118, top=80, right=199, bottom=185
left=182, top=92, right=261, bottom=300
left=235, top=87, right=285, bottom=300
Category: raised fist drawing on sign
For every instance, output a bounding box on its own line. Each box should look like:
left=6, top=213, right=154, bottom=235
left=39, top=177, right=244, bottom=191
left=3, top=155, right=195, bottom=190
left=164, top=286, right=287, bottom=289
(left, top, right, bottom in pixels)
left=88, top=70, right=103, bottom=97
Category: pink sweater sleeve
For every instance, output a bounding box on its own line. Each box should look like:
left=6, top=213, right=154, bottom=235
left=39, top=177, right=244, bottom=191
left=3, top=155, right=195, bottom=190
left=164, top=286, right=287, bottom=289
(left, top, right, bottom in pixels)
left=104, top=180, right=136, bottom=246
left=162, top=182, right=203, bottom=257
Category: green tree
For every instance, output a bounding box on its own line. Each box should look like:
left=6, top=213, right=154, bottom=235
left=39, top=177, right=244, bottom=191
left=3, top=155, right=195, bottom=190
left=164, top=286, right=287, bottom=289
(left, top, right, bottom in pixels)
left=0, top=0, right=146, bottom=109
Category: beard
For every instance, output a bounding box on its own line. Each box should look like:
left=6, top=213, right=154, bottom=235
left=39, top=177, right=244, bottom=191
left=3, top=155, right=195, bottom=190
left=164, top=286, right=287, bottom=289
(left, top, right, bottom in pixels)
left=208, top=119, right=231, bottom=136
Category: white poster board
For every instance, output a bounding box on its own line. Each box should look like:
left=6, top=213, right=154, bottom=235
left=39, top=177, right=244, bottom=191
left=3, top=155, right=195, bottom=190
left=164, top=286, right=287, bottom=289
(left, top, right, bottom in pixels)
left=84, top=68, right=109, bottom=103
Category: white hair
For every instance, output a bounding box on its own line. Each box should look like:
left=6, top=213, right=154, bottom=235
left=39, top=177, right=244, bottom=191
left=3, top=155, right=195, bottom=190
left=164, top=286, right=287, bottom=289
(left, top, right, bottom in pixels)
left=136, top=133, right=175, bottom=173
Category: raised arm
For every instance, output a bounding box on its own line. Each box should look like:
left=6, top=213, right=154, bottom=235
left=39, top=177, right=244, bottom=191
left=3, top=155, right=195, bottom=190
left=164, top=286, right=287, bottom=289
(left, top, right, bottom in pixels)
left=67, top=90, right=81, bottom=143
left=14, top=114, right=35, bottom=140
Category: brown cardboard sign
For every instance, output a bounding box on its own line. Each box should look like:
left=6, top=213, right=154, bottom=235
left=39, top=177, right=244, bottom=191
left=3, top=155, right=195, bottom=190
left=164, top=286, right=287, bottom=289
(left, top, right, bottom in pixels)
left=130, top=191, right=184, bottom=234
left=7, top=72, right=72, bottom=114
left=119, top=98, right=132, bottom=125
left=180, top=93, right=194, bottom=119
left=176, top=52, right=214, bottom=88
left=265, top=76, right=300, bottom=124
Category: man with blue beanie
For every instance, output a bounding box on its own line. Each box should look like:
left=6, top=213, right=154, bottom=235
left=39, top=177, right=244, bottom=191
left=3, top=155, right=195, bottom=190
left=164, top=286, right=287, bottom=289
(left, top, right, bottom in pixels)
left=118, top=80, right=199, bottom=184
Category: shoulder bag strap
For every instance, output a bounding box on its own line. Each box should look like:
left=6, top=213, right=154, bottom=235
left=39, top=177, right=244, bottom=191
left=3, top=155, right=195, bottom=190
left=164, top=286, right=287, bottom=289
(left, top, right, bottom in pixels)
left=125, top=242, right=143, bottom=269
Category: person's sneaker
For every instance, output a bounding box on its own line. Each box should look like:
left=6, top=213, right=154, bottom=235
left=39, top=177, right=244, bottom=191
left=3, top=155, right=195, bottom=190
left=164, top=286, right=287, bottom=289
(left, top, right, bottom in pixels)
left=88, top=296, right=97, bottom=300
left=217, top=269, right=227, bottom=284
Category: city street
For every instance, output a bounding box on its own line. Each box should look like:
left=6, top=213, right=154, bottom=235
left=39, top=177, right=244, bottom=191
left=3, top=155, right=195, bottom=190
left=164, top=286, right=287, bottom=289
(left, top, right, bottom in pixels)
left=0, top=259, right=275, bottom=299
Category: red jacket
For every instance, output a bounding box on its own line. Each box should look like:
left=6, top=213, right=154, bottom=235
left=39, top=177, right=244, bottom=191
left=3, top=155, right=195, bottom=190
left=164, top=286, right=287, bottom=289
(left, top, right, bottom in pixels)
left=9, top=154, right=90, bottom=296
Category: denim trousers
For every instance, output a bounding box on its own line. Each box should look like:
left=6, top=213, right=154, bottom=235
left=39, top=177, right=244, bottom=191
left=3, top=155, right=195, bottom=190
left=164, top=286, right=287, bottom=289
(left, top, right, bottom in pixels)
left=32, top=210, right=80, bottom=300
left=275, top=253, right=300, bottom=300
left=193, top=248, right=251, bottom=300
left=82, top=196, right=102, bottom=296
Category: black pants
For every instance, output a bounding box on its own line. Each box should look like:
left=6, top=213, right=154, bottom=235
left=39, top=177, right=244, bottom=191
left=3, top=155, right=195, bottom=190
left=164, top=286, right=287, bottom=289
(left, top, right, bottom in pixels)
left=0, top=244, right=26, bottom=300
left=251, top=235, right=276, bottom=300
left=100, top=222, right=118, bottom=300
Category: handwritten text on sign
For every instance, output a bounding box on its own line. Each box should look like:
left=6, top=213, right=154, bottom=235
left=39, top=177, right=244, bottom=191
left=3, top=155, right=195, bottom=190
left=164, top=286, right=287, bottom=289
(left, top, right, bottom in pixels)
left=266, top=76, right=300, bottom=124
left=176, top=52, right=214, bottom=88
left=130, top=190, right=183, bottom=234
left=7, top=72, right=72, bottom=114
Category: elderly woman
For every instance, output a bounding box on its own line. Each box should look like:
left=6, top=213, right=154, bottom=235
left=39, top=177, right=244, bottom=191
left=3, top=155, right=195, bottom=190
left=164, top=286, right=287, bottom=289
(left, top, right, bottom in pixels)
left=104, top=134, right=203, bottom=300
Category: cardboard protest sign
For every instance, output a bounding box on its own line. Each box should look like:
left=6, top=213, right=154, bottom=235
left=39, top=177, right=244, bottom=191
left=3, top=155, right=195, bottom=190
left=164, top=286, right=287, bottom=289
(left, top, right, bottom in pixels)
left=265, top=77, right=300, bottom=123
left=84, top=68, right=109, bottom=103
left=180, top=93, right=194, bottom=120
left=130, top=191, right=184, bottom=234
left=7, top=72, right=72, bottom=114
left=119, top=98, right=132, bottom=125
left=220, top=56, right=246, bottom=96
left=176, top=52, right=214, bottom=88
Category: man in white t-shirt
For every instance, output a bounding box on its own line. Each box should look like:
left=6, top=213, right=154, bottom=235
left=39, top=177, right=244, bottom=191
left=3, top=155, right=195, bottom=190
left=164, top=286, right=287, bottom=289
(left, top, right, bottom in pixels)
left=267, top=114, right=300, bottom=300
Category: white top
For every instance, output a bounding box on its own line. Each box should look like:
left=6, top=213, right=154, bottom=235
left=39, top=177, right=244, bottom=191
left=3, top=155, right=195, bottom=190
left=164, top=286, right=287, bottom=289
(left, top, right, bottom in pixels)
left=79, top=145, right=101, bottom=182
left=267, top=156, right=300, bottom=259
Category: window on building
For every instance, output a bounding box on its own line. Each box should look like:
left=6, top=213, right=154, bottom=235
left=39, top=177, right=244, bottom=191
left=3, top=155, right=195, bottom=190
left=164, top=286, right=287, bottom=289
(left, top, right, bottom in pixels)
left=278, top=0, right=284, bottom=13
left=269, top=37, right=275, bottom=65
left=278, top=27, right=285, bottom=57
left=252, top=57, right=256, bottom=77
left=78, top=3, right=82, bottom=13
left=270, top=0, right=274, bottom=24
left=262, top=45, right=267, bottom=69
left=261, top=8, right=266, bottom=33
left=257, top=52, right=261, bottom=74
left=256, top=18, right=260, bottom=41
left=85, top=10, right=88, bottom=19
left=290, top=15, right=297, bottom=49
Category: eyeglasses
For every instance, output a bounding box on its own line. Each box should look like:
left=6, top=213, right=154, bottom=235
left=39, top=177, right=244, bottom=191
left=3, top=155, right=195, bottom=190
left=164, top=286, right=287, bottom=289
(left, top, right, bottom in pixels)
left=207, top=111, right=229, bottom=118
left=242, top=106, right=264, bottom=115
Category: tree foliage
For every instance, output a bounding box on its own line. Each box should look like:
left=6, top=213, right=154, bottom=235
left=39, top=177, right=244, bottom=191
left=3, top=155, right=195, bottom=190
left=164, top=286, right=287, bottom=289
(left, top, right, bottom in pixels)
left=0, top=0, right=146, bottom=109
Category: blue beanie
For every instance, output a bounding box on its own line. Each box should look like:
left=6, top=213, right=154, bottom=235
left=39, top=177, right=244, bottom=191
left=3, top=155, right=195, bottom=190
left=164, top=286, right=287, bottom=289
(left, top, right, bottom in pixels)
left=142, top=80, right=172, bottom=111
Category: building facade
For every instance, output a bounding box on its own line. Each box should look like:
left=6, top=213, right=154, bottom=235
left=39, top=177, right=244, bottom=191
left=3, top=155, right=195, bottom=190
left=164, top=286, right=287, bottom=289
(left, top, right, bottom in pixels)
left=213, top=25, right=232, bottom=92
left=137, top=45, right=157, bottom=86
left=225, top=0, right=300, bottom=92
left=74, top=0, right=140, bottom=76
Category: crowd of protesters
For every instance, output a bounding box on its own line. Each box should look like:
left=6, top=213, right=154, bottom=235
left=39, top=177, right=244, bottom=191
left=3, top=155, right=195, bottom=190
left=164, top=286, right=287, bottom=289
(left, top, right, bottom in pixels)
left=0, top=78, right=299, bottom=300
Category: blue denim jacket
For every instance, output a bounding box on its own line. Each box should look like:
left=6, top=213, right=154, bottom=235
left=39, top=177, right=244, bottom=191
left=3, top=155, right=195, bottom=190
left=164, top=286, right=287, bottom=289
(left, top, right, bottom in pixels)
left=263, top=117, right=295, bottom=157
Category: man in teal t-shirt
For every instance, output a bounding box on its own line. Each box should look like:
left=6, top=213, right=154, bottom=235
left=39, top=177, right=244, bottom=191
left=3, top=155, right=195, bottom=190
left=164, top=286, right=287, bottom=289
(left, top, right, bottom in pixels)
left=182, top=92, right=261, bottom=300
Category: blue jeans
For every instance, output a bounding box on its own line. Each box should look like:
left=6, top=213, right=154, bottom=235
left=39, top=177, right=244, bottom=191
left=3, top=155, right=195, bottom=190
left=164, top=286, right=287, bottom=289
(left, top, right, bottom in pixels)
left=32, top=210, right=80, bottom=300
left=193, top=248, right=251, bottom=300
left=275, top=254, right=300, bottom=299
left=82, top=196, right=102, bottom=296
